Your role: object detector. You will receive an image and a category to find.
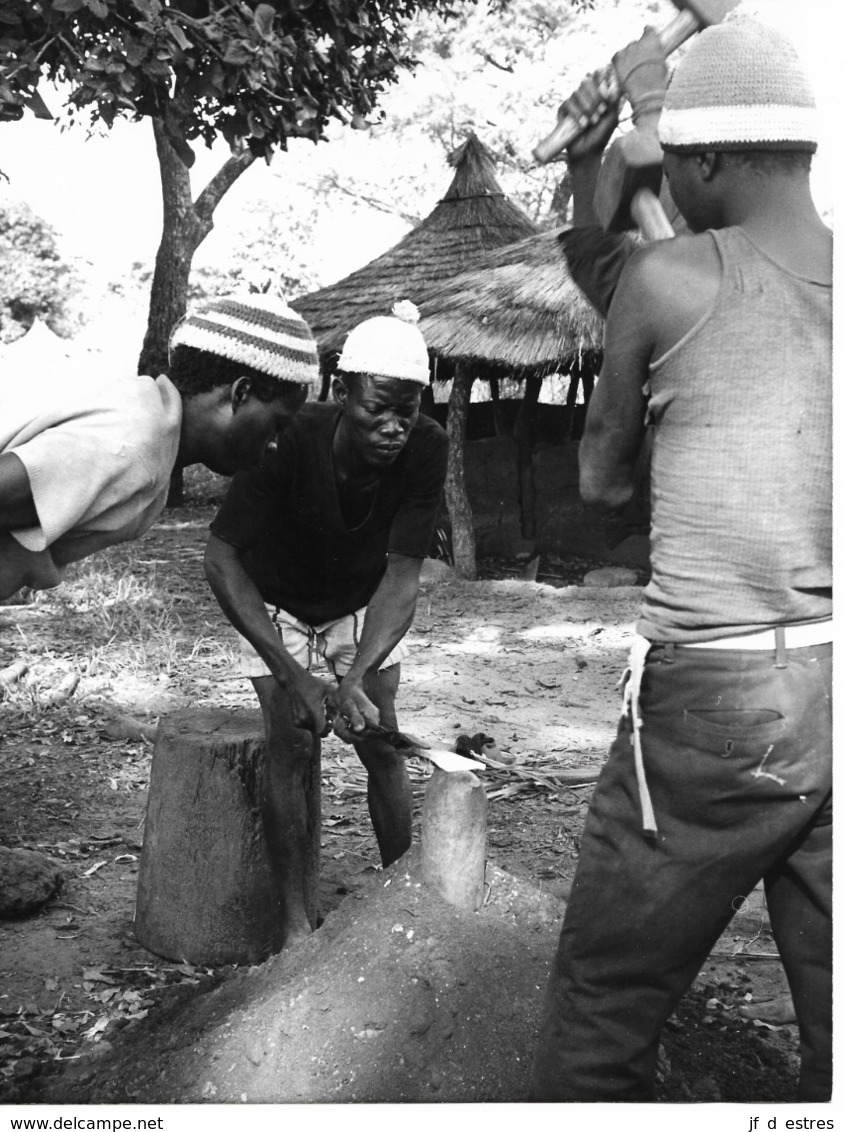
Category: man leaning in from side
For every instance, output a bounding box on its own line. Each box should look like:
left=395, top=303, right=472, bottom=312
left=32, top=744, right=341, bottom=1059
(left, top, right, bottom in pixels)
left=0, top=296, right=319, bottom=600
left=531, top=16, right=832, bottom=1103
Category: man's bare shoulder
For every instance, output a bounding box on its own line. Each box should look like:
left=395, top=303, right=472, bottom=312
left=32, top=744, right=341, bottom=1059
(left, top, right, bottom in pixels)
left=612, top=232, right=722, bottom=347
left=622, top=232, right=721, bottom=294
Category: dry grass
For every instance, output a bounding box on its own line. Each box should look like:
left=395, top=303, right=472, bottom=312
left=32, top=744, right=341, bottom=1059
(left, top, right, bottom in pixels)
left=1, top=557, right=220, bottom=720
left=0, top=466, right=241, bottom=724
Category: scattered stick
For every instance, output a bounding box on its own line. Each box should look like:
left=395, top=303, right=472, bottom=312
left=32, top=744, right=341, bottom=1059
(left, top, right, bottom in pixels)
left=42, top=671, right=80, bottom=707
left=0, top=658, right=27, bottom=688
left=491, top=764, right=599, bottom=785
left=709, top=950, right=781, bottom=961
left=102, top=712, right=158, bottom=744
left=81, top=861, right=108, bottom=877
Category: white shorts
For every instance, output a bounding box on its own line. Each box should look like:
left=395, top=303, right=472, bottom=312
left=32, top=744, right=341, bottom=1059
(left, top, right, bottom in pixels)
left=238, top=604, right=409, bottom=681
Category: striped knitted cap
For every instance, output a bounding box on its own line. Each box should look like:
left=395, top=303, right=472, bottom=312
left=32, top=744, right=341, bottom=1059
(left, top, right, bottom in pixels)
left=169, top=294, right=320, bottom=388
left=658, top=16, right=817, bottom=154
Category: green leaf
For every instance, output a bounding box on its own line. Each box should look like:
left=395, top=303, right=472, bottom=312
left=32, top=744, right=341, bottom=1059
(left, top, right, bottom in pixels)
left=51, top=0, right=85, bottom=11
left=83, top=0, right=108, bottom=17
left=253, top=3, right=275, bottom=38
left=222, top=42, right=252, bottom=66
left=123, top=41, right=146, bottom=67
left=169, top=23, right=191, bottom=51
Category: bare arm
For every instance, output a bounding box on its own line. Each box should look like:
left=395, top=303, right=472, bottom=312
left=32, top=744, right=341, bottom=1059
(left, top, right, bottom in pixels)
left=0, top=452, right=38, bottom=530
left=204, top=533, right=332, bottom=734
left=579, top=250, right=656, bottom=510
left=328, top=552, right=423, bottom=733
left=580, top=227, right=724, bottom=511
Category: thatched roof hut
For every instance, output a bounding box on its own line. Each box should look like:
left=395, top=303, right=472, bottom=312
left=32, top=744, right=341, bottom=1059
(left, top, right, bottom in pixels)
left=291, top=134, right=606, bottom=581
left=417, top=228, right=604, bottom=378
left=291, top=132, right=539, bottom=362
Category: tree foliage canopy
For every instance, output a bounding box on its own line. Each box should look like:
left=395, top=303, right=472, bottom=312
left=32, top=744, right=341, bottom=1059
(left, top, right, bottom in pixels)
left=0, top=200, right=81, bottom=341
left=0, top=0, right=458, bottom=164
left=268, top=0, right=671, bottom=234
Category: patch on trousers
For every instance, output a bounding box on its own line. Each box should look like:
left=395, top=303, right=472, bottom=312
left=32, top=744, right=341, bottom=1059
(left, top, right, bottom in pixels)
left=751, top=746, right=786, bottom=787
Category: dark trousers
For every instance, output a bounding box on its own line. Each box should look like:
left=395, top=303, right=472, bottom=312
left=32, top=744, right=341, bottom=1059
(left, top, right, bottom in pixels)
left=530, top=642, right=832, bottom=1102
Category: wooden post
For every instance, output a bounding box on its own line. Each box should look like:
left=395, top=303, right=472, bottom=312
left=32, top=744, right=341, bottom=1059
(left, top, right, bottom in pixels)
left=563, top=364, right=580, bottom=441
left=135, top=707, right=319, bottom=966
left=577, top=369, right=596, bottom=440
left=420, top=768, right=487, bottom=910
left=514, top=373, right=542, bottom=540
left=489, top=377, right=506, bottom=437
left=445, top=362, right=477, bottom=580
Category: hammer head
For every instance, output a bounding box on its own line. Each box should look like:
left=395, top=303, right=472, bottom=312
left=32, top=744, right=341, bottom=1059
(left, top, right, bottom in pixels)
left=593, top=129, right=664, bottom=233
left=669, top=0, right=742, bottom=27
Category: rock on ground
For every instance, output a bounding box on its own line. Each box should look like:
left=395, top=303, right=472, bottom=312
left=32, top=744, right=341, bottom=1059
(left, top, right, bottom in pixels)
left=0, top=847, right=63, bottom=918
left=582, top=567, right=639, bottom=588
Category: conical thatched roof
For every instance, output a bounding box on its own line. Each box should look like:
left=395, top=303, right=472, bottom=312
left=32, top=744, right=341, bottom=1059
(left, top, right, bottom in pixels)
left=417, top=228, right=605, bottom=377
left=291, top=133, right=539, bottom=360
left=1, top=318, right=74, bottom=364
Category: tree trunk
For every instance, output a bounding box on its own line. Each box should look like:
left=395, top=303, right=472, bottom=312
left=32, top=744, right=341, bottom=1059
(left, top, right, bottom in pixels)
left=514, top=374, right=542, bottom=540
left=135, top=707, right=320, bottom=966
left=444, top=363, right=476, bottom=580
left=138, top=118, right=256, bottom=504
left=137, top=119, right=204, bottom=381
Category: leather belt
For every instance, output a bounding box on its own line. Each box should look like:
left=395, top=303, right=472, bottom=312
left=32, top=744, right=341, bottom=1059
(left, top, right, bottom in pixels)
left=682, top=620, right=833, bottom=651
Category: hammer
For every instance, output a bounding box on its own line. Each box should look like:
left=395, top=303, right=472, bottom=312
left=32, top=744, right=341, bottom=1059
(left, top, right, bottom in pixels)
left=593, top=126, right=675, bottom=241
left=532, top=0, right=741, bottom=165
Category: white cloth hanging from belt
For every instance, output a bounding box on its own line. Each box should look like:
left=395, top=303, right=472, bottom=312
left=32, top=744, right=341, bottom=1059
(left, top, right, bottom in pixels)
left=619, top=634, right=658, bottom=840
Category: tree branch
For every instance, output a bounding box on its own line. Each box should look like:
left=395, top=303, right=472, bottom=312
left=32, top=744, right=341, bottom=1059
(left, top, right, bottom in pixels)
left=194, top=149, right=257, bottom=226
left=318, top=171, right=422, bottom=228
left=478, top=51, right=513, bottom=73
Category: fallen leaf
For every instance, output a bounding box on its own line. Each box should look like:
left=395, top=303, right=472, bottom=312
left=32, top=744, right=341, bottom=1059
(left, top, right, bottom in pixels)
left=82, top=1016, right=111, bottom=1039
left=81, top=969, right=118, bottom=985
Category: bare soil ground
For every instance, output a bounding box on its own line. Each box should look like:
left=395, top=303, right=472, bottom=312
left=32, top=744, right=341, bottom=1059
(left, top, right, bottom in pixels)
left=0, top=481, right=799, bottom=1105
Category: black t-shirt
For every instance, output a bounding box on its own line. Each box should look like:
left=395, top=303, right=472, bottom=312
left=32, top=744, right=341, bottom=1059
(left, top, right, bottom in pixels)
left=211, top=402, right=448, bottom=624
left=558, top=226, right=636, bottom=319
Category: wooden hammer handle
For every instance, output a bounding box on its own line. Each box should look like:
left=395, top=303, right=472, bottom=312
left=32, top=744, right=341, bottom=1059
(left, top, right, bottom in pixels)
left=533, top=8, right=700, bottom=164
left=631, top=188, right=675, bottom=242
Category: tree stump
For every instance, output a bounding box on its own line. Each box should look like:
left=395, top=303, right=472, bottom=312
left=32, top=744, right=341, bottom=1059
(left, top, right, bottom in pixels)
left=135, top=707, right=320, bottom=966
left=420, top=768, right=487, bottom=910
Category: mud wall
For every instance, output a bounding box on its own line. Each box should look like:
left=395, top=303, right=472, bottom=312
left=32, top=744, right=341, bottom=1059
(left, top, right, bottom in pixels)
left=464, top=435, right=649, bottom=570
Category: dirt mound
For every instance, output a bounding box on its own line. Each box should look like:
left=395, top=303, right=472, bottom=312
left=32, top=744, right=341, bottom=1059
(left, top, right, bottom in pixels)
left=34, top=843, right=799, bottom=1106
left=42, top=849, right=563, bottom=1104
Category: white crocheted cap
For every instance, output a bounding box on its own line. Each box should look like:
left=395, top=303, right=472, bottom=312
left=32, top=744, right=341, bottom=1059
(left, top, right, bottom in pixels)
left=169, top=294, right=321, bottom=388
left=336, top=301, right=430, bottom=385
left=658, top=16, right=817, bottom=153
